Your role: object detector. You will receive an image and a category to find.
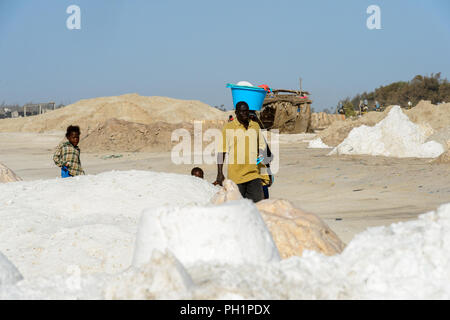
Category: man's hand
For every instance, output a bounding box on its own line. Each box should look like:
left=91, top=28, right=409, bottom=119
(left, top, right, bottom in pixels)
left=215, top=152, right=226, bottom=186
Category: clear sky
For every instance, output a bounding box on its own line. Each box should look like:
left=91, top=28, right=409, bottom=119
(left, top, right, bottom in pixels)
left=1, top=0, right=449, bottom=111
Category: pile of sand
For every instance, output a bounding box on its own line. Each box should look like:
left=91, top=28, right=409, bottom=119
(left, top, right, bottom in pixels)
left=0, top=94, right=228, bottom=134
left=0, top=163, right=22, bottom=183
left=406, top=100, right=450, bottom=131
left=310, top=112, right=345, bottom=131
left=426, top=127, right=450, bottom=149
left=434, top=149, right=450, bottom=164
left=80, top=118, right=226, bottom=153
left=319, top=101, right=450, bottom=147
left=433, top=141, right=450, bottom=164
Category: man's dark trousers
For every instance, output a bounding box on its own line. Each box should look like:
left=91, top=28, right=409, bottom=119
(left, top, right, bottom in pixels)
left=237, top=178, right=264, bottom=203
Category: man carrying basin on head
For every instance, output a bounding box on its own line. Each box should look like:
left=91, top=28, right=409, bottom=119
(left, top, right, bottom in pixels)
left=214, top=101, right=267, bottom=202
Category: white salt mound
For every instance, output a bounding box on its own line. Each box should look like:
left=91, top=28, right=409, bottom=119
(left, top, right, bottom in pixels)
left=308, top=137, right=331, bottom=149
left=105, top=250, right=194, bottom=300
left=329, top=106, right=444, bottom=158
left=0, top=171, right=218, bottom=279
left=211, top=181, right=345, bottom=257
left=133, top=200, right=281, bottom=267
left=1, top=171, right=450, bottom=299
left=0, top=252, right=23, bottom=285
left=328, top=202, right=450, bottom=299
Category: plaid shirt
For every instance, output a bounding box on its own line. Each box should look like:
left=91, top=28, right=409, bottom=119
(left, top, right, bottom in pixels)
left=53, top=139, right=85, bottom=176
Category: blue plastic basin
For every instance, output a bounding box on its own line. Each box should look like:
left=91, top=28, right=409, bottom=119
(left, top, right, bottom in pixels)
left=226, top=83, right=267, bottom=111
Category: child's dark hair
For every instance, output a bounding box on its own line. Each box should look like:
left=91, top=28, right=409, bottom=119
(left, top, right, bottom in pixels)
left=191, top=167, right=204, bottom=176
left=66, top=125, right=80, bottom=138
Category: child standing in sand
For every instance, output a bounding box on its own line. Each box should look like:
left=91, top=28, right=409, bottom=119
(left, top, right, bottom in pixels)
left=53, top=125, right=85, bottom=178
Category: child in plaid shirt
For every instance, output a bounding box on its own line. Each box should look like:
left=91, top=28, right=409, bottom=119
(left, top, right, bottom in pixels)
left=53, top=125, right=85, bottom=178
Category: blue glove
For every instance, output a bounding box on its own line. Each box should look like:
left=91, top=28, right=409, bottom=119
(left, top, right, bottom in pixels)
left=61, top=166, right=71, bottom=178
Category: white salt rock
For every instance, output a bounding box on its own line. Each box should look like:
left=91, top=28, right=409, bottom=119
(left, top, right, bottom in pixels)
left=0, top=252, right=23, bottom=285
left=132, top=200, right=280, bottom=267
left=210, top=179, right=242, bottom=204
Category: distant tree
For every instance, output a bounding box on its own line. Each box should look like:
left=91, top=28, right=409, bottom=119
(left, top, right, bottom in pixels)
left=322, top=108, right=331, bottom=114
left=343, top=101, right=356, bottom=117
left=339, top=73, right=448, bottom=109
left=439, top=79, right=450, bottom=103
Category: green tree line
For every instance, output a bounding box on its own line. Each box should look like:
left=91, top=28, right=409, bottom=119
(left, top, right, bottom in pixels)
left=337, top=73, right=450, bottom=115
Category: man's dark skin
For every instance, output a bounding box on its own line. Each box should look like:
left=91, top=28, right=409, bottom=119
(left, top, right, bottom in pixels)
left=214, top=103, right=250, bottom=186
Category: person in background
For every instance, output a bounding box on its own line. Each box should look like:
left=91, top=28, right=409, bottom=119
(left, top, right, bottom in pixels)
left=191, top=167, right=204, bottom=179
left=228, top=115, right=234, bottom=122
left=249, top=110, right=266, bottom=129
left=53, top=125, right=85, bottom=178
left=215, top=101, right=267, bottom=202
left=407, top=101, right=412, bottom=109
left=362, top=99, right=369, bottom=115
left=337, top=102, right=345, bottom=115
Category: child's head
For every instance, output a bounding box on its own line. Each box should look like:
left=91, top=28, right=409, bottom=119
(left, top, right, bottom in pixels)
left=66, top=125, right=81, bottom=147
left=191, top=167, right=204, bottom=179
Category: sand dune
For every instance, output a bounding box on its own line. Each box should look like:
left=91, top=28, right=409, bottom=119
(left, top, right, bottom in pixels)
left=0, top=93, right=228, bottom=134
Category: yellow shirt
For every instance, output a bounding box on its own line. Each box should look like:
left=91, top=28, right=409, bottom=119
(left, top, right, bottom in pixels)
left=220, top=119, right=266, bottom=184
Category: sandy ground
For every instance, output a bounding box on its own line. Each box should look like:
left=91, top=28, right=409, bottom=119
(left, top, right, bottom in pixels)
left=1, top=132, right=449, bottom=245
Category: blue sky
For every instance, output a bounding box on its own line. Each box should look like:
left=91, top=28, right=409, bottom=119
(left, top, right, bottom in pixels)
left=0, top=0, right=449, bottom=111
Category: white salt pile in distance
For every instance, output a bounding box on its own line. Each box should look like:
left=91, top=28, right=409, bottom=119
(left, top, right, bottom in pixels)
left=1, top=171, right=450, bottom=299
left=307, top=137, right=332, bottom=149
left=328, top=106, right=444, bottom=158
